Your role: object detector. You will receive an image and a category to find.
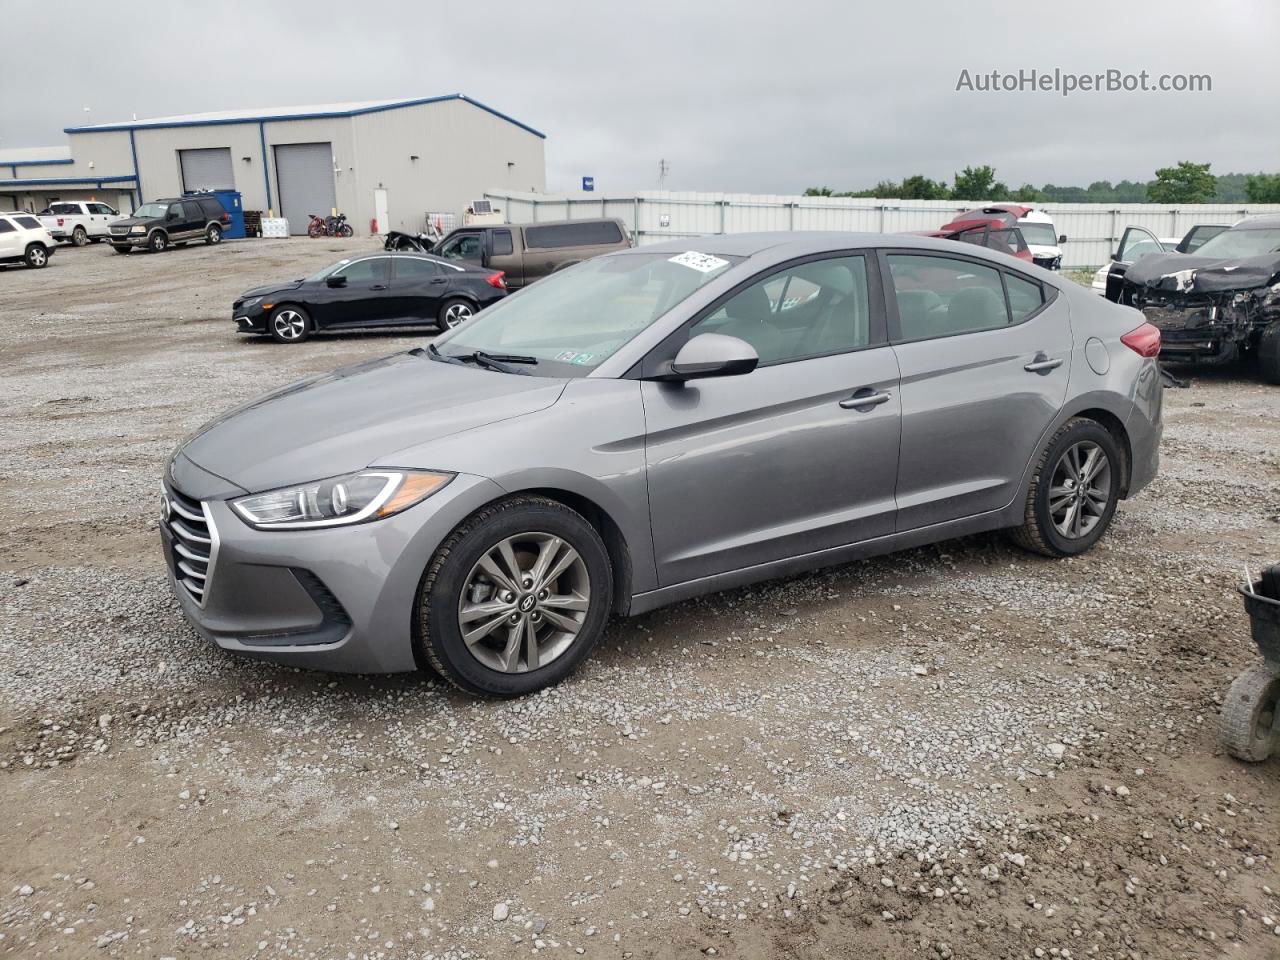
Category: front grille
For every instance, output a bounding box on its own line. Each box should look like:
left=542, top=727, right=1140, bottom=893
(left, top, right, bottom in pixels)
left=163, top=483, right=217, bottom=605
left=110, top=226, right=129, bottom=235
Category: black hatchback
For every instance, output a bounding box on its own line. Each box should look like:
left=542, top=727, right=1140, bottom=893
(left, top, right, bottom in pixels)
left=232, top=252, right=509, bottom=343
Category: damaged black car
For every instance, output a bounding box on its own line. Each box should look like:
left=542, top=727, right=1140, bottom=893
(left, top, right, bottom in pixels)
left=1109, top=215, right=1280, bottom=382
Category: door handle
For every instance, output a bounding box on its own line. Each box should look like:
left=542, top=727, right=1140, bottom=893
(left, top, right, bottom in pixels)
left=429, top=277, right=447, bottom=284
left=1024, top=354, right=1064, bottom=373
left=839, top=389, right=892, bottom=410
left=369, top=284, right=388, bottom=291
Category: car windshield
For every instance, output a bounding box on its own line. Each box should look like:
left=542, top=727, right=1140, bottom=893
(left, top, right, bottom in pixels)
left=1017, top=222, right=1058, bottom=246
left=434, top=251, right=742, bottom=377
left=304, top=258, right=358, bottom=282
left=134, top=203, right=170, bottom=218
left=1193, top=227, right=1280, bottom=260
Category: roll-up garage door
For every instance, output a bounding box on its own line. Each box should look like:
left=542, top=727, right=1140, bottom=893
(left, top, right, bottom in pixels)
left=179, top=148, right=235, bottom=192
left=273, top=142, right=337, bottom=235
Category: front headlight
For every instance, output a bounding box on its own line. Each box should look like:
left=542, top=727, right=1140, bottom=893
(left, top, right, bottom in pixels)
left=130, top=225, right=146, bottom=234
left=231, top=470, right=452, bottom=530
left=240, top=296, right=262, bottom=308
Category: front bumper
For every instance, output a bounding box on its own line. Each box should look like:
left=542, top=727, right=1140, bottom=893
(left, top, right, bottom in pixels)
left=235, top=314, right=266, bottom=333
left=161, top=464, right=507, bottom=673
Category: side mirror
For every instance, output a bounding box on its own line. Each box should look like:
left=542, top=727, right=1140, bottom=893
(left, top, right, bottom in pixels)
left=656, top=333, right=758, bottom=381
left=1111, top=249, right=1120, bottom=262
left=326, top=275, right=348, bottom=288
left=1057, top=234, right=1067, bottom=244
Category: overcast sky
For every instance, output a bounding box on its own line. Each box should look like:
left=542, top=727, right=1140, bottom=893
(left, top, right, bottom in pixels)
left=3, top=0, right=1276, bottom=194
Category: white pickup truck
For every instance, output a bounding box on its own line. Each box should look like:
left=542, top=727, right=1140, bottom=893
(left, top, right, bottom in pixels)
left=38, top=201, right=125, bottom=246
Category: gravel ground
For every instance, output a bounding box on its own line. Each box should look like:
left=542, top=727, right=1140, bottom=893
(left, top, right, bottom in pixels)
left=1, top=240, right=1278, bottom=959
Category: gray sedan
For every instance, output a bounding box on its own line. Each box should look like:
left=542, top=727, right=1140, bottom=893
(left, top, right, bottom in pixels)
left=161, top=232, right=1162, bottom=696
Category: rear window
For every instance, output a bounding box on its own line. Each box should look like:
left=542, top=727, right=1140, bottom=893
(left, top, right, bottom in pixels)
left=0, top=219, right=15, bottom=234
left=15, top=216, right=41, bottom=229
left=197, top=198, right=227, bottom=219
left=524, top=220, right=623, bottom=249
left=50, top=202, right=80, bottom=215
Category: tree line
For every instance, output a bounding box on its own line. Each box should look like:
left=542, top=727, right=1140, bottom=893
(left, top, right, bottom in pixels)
left=804, top=163, right=1280, bottom=205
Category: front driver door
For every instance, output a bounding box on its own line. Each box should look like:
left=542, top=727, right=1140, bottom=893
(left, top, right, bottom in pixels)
left=436, top=231, right=483, bottom=267
left=642, top=253, right=902, bottom=586
left=884, top=250, right=1071, bottom=531
left=315, top=256, right=393, bottom=327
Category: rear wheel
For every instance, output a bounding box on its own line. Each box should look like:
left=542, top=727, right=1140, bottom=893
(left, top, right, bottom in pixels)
left=205, top=223, right=223, bottom=245
left=148, top=231, right=168, bottom=253
left=1010, top=418, right=1121, bottom=557
left=1257, top=321, right=1280, bottom=385
left=268, top=306, right=311, bottom=344
left=1221, top=664, right=1280, bottom=762
left=308, top=220, right=326, bottom=238
left=415, top=497, right=613, bottom=697
left=438, top=297, right=474, bottom=330
left=24, top=244, right=49, bottom=268
left=71, top=226, right=88, bottom=247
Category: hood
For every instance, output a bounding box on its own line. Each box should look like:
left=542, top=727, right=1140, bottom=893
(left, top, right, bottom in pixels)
left=111, top=215, right=158, bottom=228
left=1124, top=252, right=1280, bottom=294
left=238, top=280, right=303, bottom=300
left=178, top=351, right=568, bottom=492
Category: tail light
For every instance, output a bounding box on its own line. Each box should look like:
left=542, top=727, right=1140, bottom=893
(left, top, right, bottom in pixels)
left=221, top=212, right=231, bottom=224
left=57, top=217, right=65, bottom=226
left=1120, top=322, right=1161, bottom=357
left=486, top=271, right=507, bottom=290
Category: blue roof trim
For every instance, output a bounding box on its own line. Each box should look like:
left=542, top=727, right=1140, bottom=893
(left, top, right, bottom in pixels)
left=1, top=175, right=138, bottom=186
left=62, top=93, right=546, bottom=139
left=5, top=158, right=75, bottom=167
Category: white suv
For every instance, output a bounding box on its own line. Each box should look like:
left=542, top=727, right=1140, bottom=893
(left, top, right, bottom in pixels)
left=0, top=212, right=56, bottom=268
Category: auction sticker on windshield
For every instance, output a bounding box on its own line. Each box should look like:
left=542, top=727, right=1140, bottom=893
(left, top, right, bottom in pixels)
left=669, top=251, right=730, bottom=273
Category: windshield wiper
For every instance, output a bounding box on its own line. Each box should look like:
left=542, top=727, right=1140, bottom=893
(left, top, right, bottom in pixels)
left=427, top=343, right=538, bottom=374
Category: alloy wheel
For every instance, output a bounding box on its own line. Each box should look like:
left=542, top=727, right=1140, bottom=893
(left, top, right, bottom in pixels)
left=443, top=302, right=473, bottom=328
left=272, top=310, right=306, bottom=341
left=1048, top=440, right=1112, bottom=539
left=457, top=532, right=591, bottom=673
left=28, top=247, right=47, bottom=267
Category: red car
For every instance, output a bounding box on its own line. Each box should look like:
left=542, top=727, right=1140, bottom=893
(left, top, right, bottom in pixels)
left=938, top=204, right=1034, bottom=233
left=913, top=223, right=1034, bottom=263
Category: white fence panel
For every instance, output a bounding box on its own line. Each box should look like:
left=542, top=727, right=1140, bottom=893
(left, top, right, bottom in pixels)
left=484, top=190, right=1280, bottom=269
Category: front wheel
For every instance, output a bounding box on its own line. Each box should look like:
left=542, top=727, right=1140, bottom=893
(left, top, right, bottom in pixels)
left=1010, top=418, right=1122, bottom=557
left=25, top=244, right=49, bottom=268
left=71, top=226, right=88, bottom=247
left=438, top=297, right=474, bottom=330
left=205, top=223, right=223, bottom=245
left=148, top=231, right=168, bottom=253
left=1257, top=321, right=1280, bottom=385
left=415, top=497, right=613, bottom=697
left=268, top=305, right=311, bottom=344
left=337, top=222, right=353, bottom=238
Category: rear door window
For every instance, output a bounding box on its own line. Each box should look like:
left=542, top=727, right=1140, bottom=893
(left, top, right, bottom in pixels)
left=492, top=229, right=514, bottom=256
left=887, top=254, right=1010, bottom=341
left=524, top=221, right=623, bottom=249
left=392, top=256, right=442, bottom=281
left=183, top=200, right=206, bottom=223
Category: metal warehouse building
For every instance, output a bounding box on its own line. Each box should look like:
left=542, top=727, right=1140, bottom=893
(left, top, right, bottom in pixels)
left=0, top=94, right=546, bottom=235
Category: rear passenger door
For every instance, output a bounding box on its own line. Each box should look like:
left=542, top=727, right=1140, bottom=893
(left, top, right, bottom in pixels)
left=389, top=256, right=449, bottom=322
left=182, top=201, right=206, bottom=239
left=883, top=250, right=1071, bottom=531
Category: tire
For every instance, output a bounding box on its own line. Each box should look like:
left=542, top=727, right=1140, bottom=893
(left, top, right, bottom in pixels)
left=438, top=297, right=475, bottom=330
left=112, top=245, right=131, bottom=255
left=205, top=223, right=223, bottom=246
left=71, top=226, right=88, bottom=247
left=415, top=496, right=613, bottom=697
left=1221, top=664, right=1280, bottom=762
left=1010, top=418, right=1122, bottom=558
left=337, top=223, right=353, bottom=238
left=1257, top=321, right=1280, bottom=385
left=268, top=305, right=311, bottom=344
left=24, top=244, right=49, bottom=268
left=148, top=231, right=168, bottom=253
left=308, top=221, right=325, bottom=239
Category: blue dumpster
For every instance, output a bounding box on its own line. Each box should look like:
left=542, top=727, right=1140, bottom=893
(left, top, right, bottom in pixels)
left=211, top=189, right=246, bottom=239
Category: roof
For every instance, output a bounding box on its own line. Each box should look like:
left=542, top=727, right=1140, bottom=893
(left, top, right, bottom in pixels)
left=1235, top=215, right=1280, bottom=230
left=64, top=94, right=545, bottom=139
left=0, top=145, right=73, bottom=166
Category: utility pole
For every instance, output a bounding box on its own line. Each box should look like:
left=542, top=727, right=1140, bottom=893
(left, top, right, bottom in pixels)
left=657, top=159, right=669, bottom=187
